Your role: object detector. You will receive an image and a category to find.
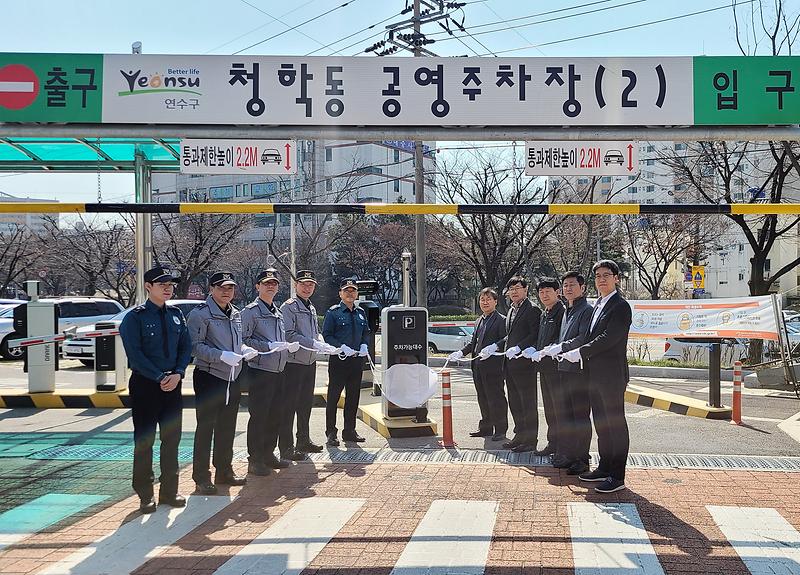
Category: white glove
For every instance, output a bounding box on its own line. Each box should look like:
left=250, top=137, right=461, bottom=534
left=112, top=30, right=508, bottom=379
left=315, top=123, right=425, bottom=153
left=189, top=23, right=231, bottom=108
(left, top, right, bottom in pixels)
left=220, top=350, right=244, bottom=366
left=269, top=341, right=289, bottom=352
left=240, top=345, right=259, bottom=360
left=316, top=333, right=325, bottom=342
left=521, top=346, right=537, bottom=359
left=340, top=344, right=356, bottom=357
left=559, top=348, right=582, bottom=363
left=505, top=345, right=521, bottom=359
left=447, top=350, right=463, bottom=362
left=313, top=340, right=329, bottom=352
left=358, top=344, right=369, bottom=357
left=478, top=343, right=498, bottom=359
left=543, top=343, right=563, bottom=357
left=287, top=341, right=301, bottom=353
left=531, top=350, right=545, bottom=362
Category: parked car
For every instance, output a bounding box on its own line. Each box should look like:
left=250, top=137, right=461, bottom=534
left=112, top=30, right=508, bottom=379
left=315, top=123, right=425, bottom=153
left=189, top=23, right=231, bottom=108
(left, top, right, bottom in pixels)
left=427, top=323, right=475, bottom=353
left=0, top=298, right=125, bottom=360
left=61, top=299, right=204, bottom=366
left=660, top=337, right=751, bottom=364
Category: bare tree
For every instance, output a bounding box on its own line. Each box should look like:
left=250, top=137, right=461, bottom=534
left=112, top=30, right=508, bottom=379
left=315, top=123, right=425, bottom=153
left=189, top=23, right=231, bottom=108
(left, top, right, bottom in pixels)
left=0, top=224, right=39, bottom=297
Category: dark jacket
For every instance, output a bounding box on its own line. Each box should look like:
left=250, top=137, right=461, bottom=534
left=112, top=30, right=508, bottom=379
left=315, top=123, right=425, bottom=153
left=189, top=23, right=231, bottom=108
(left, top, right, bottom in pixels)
left=578, top=292, right=632, bottom=385
left=536, top=301, right=565, bottom=375
left=503, top=298, right=541, bottom=352
left=322, top=301, right=370, bottom=350
left=460, top=310, right=506, bottom=371
left=558, top=296, right=593, bottom=374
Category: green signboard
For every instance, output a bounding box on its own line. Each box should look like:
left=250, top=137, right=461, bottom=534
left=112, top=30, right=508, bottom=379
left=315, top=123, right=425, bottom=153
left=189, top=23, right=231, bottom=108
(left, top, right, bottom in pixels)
left=0, top=53, right=102, bottom=123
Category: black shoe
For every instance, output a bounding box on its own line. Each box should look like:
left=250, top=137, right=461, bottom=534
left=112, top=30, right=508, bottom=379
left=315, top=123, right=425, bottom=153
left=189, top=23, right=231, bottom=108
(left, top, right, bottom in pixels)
left=552, top=455, right=573, bottom=469
left=265, top=456, right=290, bottom=469
left=247, top=461, right=271, bottom=476
left=281, top=450, right=308, bottom=461
left=594, top=478, right=627, bottom=493
left=502, top=437, right=522, bottom=449
left=469, top=430, right=493, bottom=438
left=158, top=494, right=186, bottom=508
left=139, top=497, right=157, bottom=514
left=342, top=433, right=366, bottom=442
left=567, top=461, right=590, bottom=476
left=578, top=468, right=611, bottom=482
left=534, top=444, right=556, bottom=456
left=511, top=443, right=535, bottom=453
left=215, top=471, right=247, bottom=486
left=296, top=441, right=324, bottom=453
left=491, top=433, right=507, bottom=441
left=326, top=434, right=340, bottom=447
left=195, top=481, right=218, bottom=495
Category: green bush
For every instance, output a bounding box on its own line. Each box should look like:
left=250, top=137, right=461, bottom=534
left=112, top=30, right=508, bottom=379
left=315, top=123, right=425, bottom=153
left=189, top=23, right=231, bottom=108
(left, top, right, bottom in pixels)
left=429, top=315, right=479, bottom=322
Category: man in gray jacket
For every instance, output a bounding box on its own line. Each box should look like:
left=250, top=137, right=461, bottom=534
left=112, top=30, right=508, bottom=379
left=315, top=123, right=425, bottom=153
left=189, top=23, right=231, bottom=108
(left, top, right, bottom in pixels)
left=187, top=272, right=254, bottom=495
left=241, top=268, right=301, bottom=475
left=281, top=270, right=328, bottom=454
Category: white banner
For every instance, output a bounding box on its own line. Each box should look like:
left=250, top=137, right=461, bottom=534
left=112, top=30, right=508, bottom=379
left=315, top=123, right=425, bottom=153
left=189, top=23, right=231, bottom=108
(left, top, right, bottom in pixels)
left=102, top=55, right=693, bottom=126
left=179, top=139, right=297, bottom=174
left=525, top=140, right=639, bottom=176
left=628, top=296, right=778, bottom=341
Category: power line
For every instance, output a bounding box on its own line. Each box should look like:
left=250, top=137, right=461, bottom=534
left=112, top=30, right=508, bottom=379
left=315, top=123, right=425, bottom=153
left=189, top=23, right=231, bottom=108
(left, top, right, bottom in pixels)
left=306, top=11, right=403, bottom=56
left=238, top=0, right=326, bottom=49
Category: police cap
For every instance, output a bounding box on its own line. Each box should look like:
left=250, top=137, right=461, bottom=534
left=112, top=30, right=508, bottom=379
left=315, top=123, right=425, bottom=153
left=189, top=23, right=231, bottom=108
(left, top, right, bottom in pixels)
left=296, top=270, right=316, bottom=283
left=209, top=272, right=237, bottom=287
left=340, top=278, right=358, bottom=290
left=144, top=266, right=181, bottom=284
left=256, top=268, right=280, bottom=284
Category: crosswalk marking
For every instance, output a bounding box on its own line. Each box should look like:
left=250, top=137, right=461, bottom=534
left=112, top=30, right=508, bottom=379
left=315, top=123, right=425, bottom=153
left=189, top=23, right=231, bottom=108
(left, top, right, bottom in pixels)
left=40, top=495, right=234, bottom=575
left=213, top=497, right=365, bottom=575
left=568, top=502, right=666, bottom=575
left=707, top=506, right=800, bottom=575
left=0, top=494, right=107, bottom=551
left=390, top=500, right=498, bottom=575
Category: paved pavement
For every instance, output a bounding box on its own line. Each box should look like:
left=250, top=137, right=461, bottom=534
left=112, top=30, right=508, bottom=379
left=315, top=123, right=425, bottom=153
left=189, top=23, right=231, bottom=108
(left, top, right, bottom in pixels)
left=1, top=359, right=800, bottom=574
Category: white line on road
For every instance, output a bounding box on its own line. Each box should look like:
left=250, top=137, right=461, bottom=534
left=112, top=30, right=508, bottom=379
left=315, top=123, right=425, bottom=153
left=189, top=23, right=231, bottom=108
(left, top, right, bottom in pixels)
left=568, top=502, right=665, bottom=575
left=213, top=497, right=364, bottom=575
left=778, top=410, right=800, bottom=446
left=707, top=505, right=800, bottom=575
left=391, top=499, right=498, bottom=575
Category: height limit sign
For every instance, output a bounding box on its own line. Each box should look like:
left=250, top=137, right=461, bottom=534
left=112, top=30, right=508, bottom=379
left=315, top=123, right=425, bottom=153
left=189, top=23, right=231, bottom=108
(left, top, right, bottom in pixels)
left=525, top=141, right=639, bottom=176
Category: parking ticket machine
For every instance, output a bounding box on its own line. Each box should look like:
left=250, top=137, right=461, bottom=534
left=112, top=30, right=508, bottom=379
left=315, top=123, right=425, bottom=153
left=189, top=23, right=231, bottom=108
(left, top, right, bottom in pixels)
left=13, top=281, right=58, bottom=393
left=94, top=321, right=128, bottom=392
left=380, top=306, right=429, bottom=421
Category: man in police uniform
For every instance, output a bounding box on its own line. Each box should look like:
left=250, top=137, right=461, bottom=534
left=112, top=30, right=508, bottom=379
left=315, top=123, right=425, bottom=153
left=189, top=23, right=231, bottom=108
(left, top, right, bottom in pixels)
left=187, top=272, right=255, bottom=495
left=281, top=270, right=328, bottom=454
left=119, top=266, right=192, bottom=514
left=322, top=278, right=371, bottom=446
left=241, top=268, right=301, bottom=475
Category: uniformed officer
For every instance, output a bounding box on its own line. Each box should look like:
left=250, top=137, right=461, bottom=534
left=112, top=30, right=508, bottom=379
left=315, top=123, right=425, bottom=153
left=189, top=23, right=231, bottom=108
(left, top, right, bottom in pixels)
left=241, top=268, right=301, bottom=475
left=322, top=278, right=371, bottom=446
left=119, top=266, right=192, bottom=514
left=281, top=270, right=329, bottom=454
left=187, top=272, right=255, bottom=495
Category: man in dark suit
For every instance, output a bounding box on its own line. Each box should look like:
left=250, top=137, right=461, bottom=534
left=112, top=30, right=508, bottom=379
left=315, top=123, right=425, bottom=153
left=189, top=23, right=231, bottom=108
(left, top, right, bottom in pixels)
left=557, top=260, right=632, bottom=493
left=533, top=278, right=565, bottom=458
left=499, top=276, right=541, bottom=452
left=448, top=287, right=507, bottom=441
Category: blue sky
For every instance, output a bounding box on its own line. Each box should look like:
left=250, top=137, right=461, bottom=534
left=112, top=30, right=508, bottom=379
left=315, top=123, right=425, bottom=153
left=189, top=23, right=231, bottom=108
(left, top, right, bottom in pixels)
left=0, top=0, right=765, bottom=203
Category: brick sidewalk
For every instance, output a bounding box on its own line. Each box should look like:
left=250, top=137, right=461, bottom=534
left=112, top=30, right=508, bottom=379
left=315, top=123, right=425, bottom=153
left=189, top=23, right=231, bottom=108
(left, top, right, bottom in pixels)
left=1, top=461, right=798, bottom=574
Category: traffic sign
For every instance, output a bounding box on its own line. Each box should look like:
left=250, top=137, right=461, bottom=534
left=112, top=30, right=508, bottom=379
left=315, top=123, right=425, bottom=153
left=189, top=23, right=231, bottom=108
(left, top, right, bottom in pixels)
left=692, top=265, right=705, bottom=289
left=180, top=139, right=297, bottom=175
left=525, top=141, right=639, bottom=176
left=0, top=64, right=39, bottom=110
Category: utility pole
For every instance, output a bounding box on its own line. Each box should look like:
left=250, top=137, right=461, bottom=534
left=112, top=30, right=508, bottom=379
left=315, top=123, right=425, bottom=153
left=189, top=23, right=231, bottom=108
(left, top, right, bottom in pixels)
left=413, top=0, right=427, bottom=308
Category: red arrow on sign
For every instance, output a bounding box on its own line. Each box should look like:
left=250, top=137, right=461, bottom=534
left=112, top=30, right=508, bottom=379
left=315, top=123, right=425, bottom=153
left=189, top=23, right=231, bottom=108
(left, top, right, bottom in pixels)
left=284, top=142, right=292, bottom=171
left=0, top=64, right=39, bottom=110
left=627, top=143, right=634, bottom=172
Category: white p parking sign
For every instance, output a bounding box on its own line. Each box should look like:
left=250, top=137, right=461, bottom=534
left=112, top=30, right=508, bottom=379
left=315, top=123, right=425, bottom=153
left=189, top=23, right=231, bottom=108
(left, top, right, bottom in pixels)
left=402, top=316, right=416, bottom=330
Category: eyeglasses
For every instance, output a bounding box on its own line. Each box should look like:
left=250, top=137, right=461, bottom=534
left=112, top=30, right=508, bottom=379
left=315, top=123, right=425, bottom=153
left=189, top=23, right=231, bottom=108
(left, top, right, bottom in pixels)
left=506, top=286, right=525, bottom=292
left=594, top=272, right=616, bottom=280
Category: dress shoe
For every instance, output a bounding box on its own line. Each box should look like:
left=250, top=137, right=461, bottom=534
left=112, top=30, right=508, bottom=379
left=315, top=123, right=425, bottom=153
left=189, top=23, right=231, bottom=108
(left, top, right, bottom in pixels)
left=594, top=478, right=627, bottom=493
left=326, top=434, right=340, bottom=447
left=534, top=444, right=556, bottom=456
left=502, top=438, right=522, bottom=449
left=566, top=461, right=590, bottom=476
left=139, top=497, right=157, bottom=514
left=195, top=481, right=218, bottom=495
left=296, top=441, right=324, bottom=453
left=552, top=455, right=573, bottom=468
left=215, top=471, right=247, bottom=486
left=265, top=455, right=290, bottom=469
left=491, top=433, right=507, bottom=441
left=247, top=461, right=271, bottom=476
left=281, top=450, right=308, bottom=461
left=469, top=430, right=493, bottom=438
left=578, top=468, right=611, bottom=482
left=511, top=443, right=535, bottom=453
left=342, top=433, right=366, bottom=442
left=158, top=494, right=186, bottom=508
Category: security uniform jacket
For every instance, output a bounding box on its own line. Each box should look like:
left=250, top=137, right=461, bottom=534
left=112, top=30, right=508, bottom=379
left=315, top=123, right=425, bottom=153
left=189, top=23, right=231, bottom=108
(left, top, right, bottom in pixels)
left=504, top=298, right=541, bottom=370
left=578, top=292, right=632, bottom=385
left=187, top=296, right=244, bottom=381
left=557, top=296, right=593, bottom=374
left=322, top=302, right=370, bottom=350
left=460, top=310, right=506, bottom=369
left=280, top=297, right=320, bottom=366
left=241, top=298, right=289, bottom=373
left=536, top=301, right=565, bottom=375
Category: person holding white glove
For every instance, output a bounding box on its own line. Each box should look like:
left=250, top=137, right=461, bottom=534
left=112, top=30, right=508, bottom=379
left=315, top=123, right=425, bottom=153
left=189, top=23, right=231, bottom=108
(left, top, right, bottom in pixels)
left=542, top=343, right=563, bottom=357
left=241, top=344, right=259, bottom=361
left=504, top=345, right=521, bottom=359
left=187, top=271, right=248, bottom=495
left=268, top=341, right=289, bottom=352
left=559, top=348, right=582, bottom=363
left=358, top=344, right=369, bottom=357
left=479, top=342, right=498, bottom=359
left=281, top=270, right=326, bottom=454
left=520, top=346, right=538, bottom=360
left=458, top=287, right=508, bottom=441
left=447, top=350, right=464, bottom=363
left=322, top=278, right=372, bottom=446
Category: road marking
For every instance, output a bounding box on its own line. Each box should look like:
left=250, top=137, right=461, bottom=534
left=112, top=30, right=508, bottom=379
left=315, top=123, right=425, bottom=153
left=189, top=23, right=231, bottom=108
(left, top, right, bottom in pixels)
left=391, top=500, right=498, bottom=575
left=0, top=494, right=107, bottom=551
left=41, top=495, right=233, bottom=575
left=777, top=410, right=800, bottom=446
left=707, top=506, right=800, bottom=575
left=568, top=502, right=665, bottom=574
left=213, top=497, right=364, bottom=575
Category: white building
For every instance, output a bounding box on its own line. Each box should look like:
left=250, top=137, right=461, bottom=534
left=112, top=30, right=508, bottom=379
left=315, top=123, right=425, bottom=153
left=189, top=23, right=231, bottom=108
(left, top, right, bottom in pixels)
left=0, top=192, right=56, bottom=234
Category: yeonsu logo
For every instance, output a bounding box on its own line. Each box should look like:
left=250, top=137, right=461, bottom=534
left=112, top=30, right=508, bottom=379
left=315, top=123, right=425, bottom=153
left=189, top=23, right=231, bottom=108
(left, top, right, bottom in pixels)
left=118, top=68, right=201, bottom=96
